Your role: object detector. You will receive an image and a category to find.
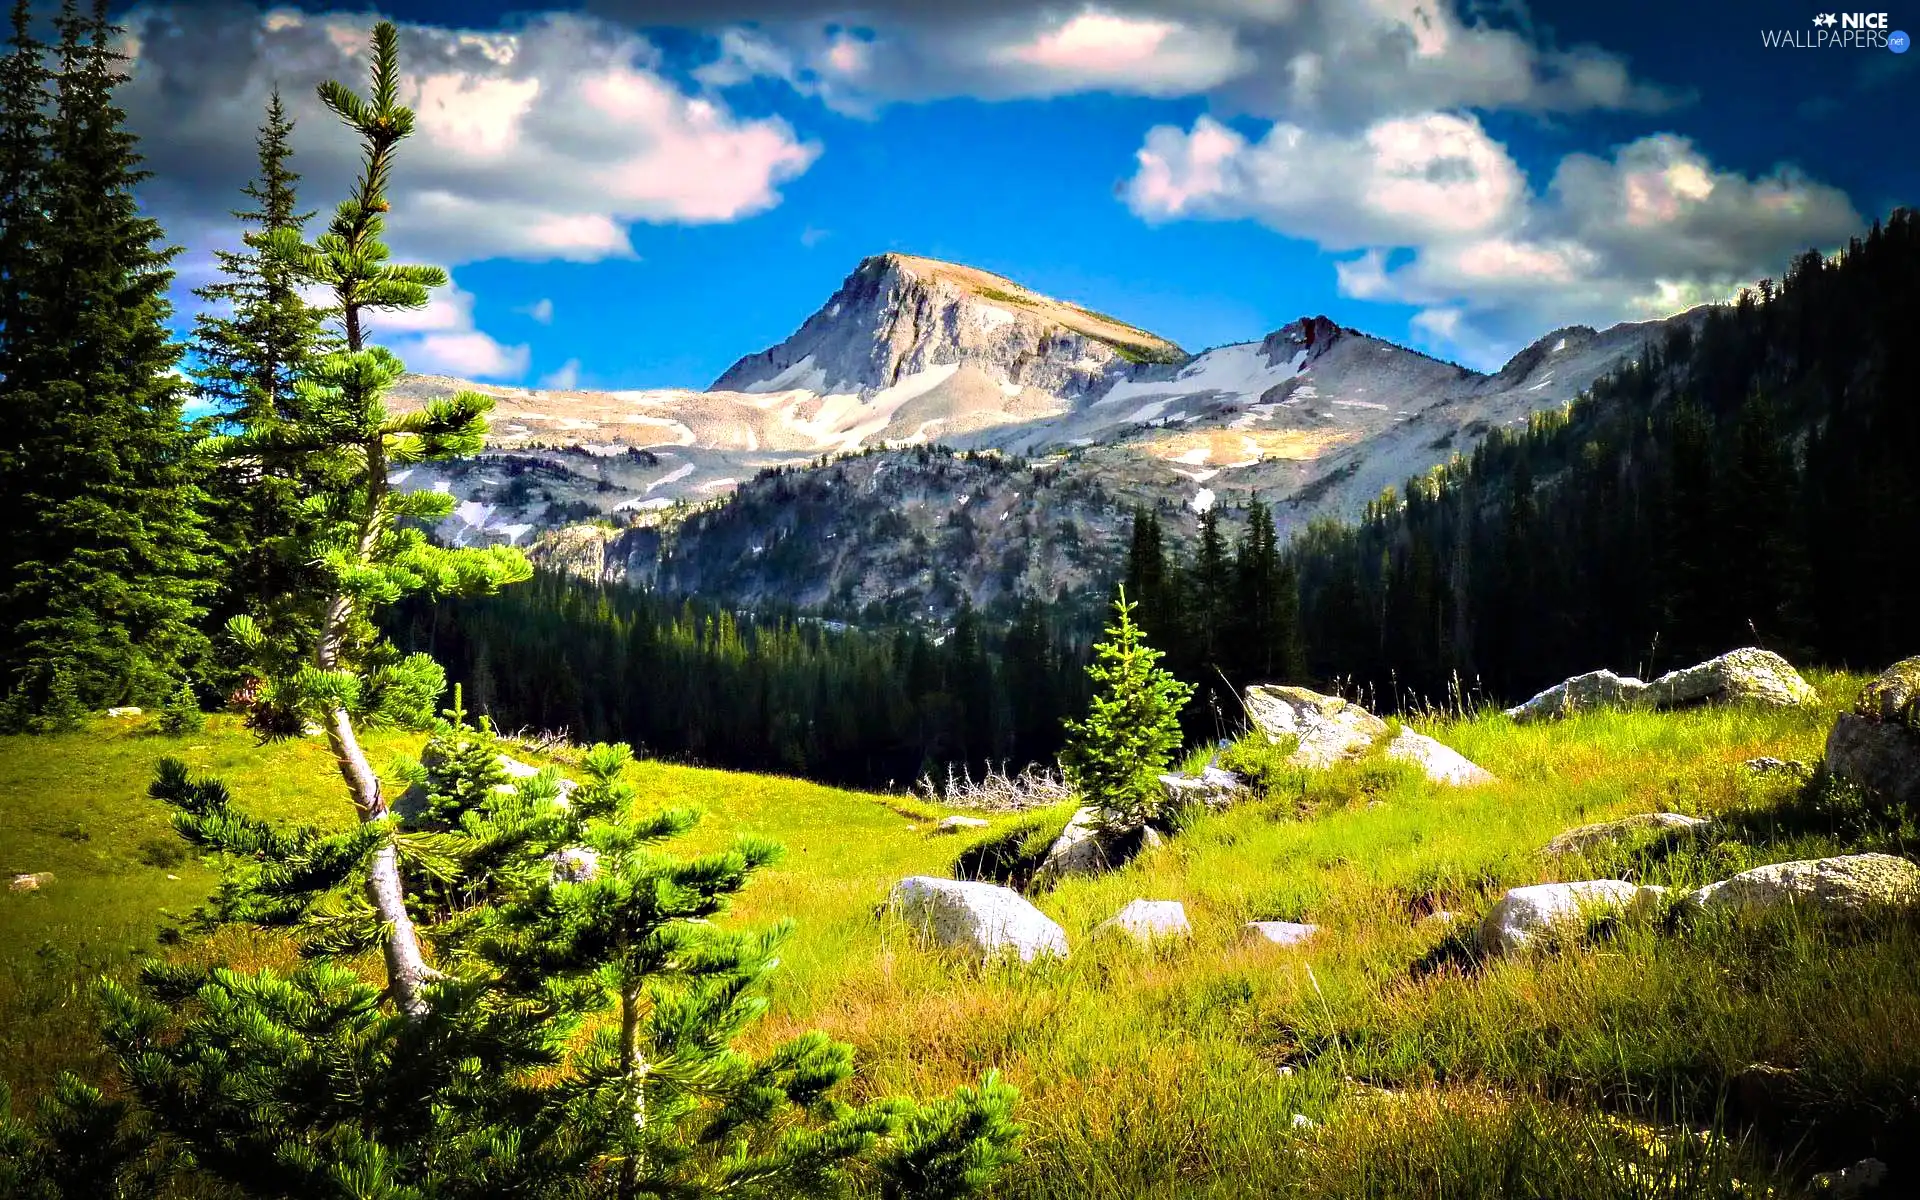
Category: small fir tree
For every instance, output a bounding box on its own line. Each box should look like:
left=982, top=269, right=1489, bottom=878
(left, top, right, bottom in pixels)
left=157, top=679, right=204, bottom=736
left=1059, top=587, right=1194, bottom=828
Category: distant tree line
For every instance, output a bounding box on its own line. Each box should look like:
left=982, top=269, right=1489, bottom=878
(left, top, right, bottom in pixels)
left=1121, top=495, right=1305, bottom=740
left=1279, top=209, right=1920, bottom=703
left=391, top=574, right=1092, bottom=788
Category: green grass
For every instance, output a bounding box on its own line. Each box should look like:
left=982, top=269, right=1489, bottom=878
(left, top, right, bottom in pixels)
left=4, top=673, right=1915, bottom=1197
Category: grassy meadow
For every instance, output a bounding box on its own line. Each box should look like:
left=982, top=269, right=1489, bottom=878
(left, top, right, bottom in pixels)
left=3, top=669, right=1916, bottom=1198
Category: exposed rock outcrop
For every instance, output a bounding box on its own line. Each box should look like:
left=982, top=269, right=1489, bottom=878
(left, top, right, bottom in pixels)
left=1642, top=648, right=1816, bottom=710
left=1505, top=670, right=1649, bottom=724
left=886, top=876, right=1068, bottom=962
left=1545, top=812, right=1710, bottom=857
left=1824, top=657, right=1920, bottom=809
left=1507, top=649, right=1814, bottom=723
left=1158, top=765, right=1246, bottom=811
left=1035, top=807, right=1163, bottom=883
left=1480, top=880, right=1666, bottom=953
left=1243, top=685, right=1494, bottom=785
left=1687, top=853, right=1920, bottom=915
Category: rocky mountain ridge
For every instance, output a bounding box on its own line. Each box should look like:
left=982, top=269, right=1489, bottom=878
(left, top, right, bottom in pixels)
left=386, top=253, right=1707, bottom=617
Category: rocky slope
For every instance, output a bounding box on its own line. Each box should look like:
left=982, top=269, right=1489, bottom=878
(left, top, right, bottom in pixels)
left=387, top=253, right=1706, bottom=612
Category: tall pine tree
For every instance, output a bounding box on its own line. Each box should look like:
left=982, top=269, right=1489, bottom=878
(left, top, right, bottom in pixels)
left=3, top=0, right=210, bottom=716
left=192, top=87, right=332, bottom=678
left=0, top=0, right=49, bottom=648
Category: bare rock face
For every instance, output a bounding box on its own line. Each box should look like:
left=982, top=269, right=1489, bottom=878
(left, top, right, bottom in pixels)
left=1546, top=812, right=1710, bottom=857
left=1158, top=765, right=1246, bottom=811
left=886, top=876, right=1068, bottom=962
left=1825, top=657, right=1920, bottom=809
left=1688, top=853, right=1920, bottom=915
left=1642, top=648, right=1816, bottom=710
left=1480, top=880, right=1665, bottom=953
left=1243, top=684, right=1495, bottom=785
left=712, top=253, right=1185, bottom=401
left=1505, top=670, right=1650, bottom=724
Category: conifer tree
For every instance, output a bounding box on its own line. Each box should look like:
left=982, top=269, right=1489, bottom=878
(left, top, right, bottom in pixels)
left=2, top=0, right=211, bottom=714
left=192, top=87, right=333, bottom=672
left=0, top=2, right=48, bottom=620
left=215, top=19, right=532, bottom=1016
left=1060, top=587, right=1193, bottom=827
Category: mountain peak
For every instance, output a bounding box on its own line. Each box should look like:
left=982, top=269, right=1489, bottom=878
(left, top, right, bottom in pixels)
left=709, top=254, right=1186, bottom=398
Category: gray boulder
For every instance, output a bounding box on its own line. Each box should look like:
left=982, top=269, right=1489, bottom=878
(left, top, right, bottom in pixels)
left=1243, top=920, right=1319, bottom=946
left=1480, top=880, right=1665, bottom=953
left=1810, top=1157, right=1889, bottom=1198
left=1243, top=685, right=1495, bottom=786
left=1094, top=899, right=1192, bottom=943
left=1688, top=853, right=1920, bottom=915
left=1036, top=806, right=1112, bottom=880
left=1642, top=647, right=1816, bottom=710
left=1824, top=657, right=1920, bottom=809
left=1505, top=670, right=1650, bottom=724
left=1159, top=765, right=1246, bottom=811
left=1546, top=812, right=1710, bottom=857
left=1244, top=685, right=1386, bottom=769
left=886, top=876, right=1068, bottom=962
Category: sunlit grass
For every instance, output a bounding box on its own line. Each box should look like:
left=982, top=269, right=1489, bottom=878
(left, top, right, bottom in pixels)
left=3, top=669, right=1913, bottom=1195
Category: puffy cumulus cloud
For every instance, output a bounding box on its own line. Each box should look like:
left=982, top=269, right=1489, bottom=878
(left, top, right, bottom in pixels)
left=1129, top=113, right=1526, bottom=247
left=123, top=4, right=819, bottom=267
left=1126, top=115, right=1861, bottom=365
left=365, top=281, right=531, bottom=380
left=669, top=0, right=1674, bottom=123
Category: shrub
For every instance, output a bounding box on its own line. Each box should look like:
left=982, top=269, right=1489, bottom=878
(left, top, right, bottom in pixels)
left=156, top=680, right=204, bottom=736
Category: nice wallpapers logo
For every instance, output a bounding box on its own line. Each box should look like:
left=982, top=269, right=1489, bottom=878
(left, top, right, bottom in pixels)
left=1763, top=12, right=1910, bottom=49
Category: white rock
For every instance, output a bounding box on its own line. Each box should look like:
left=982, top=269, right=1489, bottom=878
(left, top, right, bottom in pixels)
left=1643, top=647, right=1816, bottom=710
left=1037, top=806, right=1113, bottom=880
left=1480, top=880, right=1663, bottom=954
left=887, top=876, right=1068, bottom=962
left=545, top=847, right=600, bottom=883
left=1688, top=854, right=1920, bottom=915
left=1504, top=670, right=1648, bottom=724
left=1094, top=899, right=1191, bottom=943
left=1384, top=729, right=1497, bottom=786
left=1159, top=766, right=1246, bottom=810
left=1243, top=684, right=1494, bottom=786
left=1244, top=920, right=1319, bottom=946
left=1291, top=1113, right=1317, bottom=1130
left=1546, top=812, right=1710, bottom=856
left=105, top=706, right=142, bottom=718
left=1824, top=657, right=1920, bottom=809
left=934, top=815, right=991, bottom=834
left=1244, top=685, right=1385, bottom=768
left=10, top=872, right=53, bottom=892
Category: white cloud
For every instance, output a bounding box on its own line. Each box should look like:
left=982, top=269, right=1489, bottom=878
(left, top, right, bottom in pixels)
left=541, top=359, right=583, bottom=390
left=367, top=279, right=531, bottom=380
left=521, top=297, right=555, bottom=324
left=123, top=7, right=820, bottom=267
left=1125, top=114, right=1861, bottom=365
left=690, top=1, right=1678, bottom=123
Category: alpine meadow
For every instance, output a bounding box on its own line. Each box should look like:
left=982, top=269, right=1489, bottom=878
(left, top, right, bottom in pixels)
left=2, top=3, right=1918, bottom=1200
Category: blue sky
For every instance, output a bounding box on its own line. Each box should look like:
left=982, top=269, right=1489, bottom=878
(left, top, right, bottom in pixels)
left=118, top=0, right=1912, bottom=386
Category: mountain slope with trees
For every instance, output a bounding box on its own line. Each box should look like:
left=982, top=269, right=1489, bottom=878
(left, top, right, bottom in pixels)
left=1279, top=209, right=1920, bottom=704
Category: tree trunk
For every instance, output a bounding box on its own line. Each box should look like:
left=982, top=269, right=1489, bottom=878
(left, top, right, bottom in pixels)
left=320, top=702, right=436, bottom=1017
left=618, top=983, right=649, bottom=1200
